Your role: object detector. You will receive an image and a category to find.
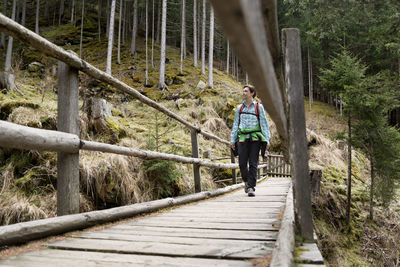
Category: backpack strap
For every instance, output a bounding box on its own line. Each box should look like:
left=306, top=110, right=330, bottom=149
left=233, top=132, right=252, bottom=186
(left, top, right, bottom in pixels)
left=237, top=102, right=260, bottom=128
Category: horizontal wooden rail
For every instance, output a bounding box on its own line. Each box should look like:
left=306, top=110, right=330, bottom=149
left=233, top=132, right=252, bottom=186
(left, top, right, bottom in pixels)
left=0, top=182, right=252, bottom=246
left=0, top=13, right=229, bottom=146
left=0, top=120, right=268, bottom=170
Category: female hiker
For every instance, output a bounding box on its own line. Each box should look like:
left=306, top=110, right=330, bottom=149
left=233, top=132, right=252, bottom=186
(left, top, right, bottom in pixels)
left=230, top=85, right=270, bottom=197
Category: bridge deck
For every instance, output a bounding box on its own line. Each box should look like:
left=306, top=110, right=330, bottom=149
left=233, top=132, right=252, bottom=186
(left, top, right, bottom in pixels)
left=0, top=178, right=291, bottom=267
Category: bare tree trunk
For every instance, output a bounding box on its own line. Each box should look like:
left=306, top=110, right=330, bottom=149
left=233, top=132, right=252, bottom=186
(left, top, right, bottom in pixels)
left=201, top=0, right=206, bottom=75
left=15, top=0, right=20, bottom=24
left=145, top=0, right=148, bottom=85
left=122, top=0, right=126, bottom=44
left=156, top=0, right=161, bottom=44
left=151, top=0, right=154, bottom=68
left=21, top=0, right=26, bottom=26
left=44, top=0, right=48, bottom=20
left=71, top=0, right=75, bottom=23
left=369, top=153, right=374, bottom=220
left=106, top=0, right=116, bottom=74
left=157, top=0, right=167, bottom=89
left=226, top=40, right=229, bottom=73
left=79, top=0, right=85, bottom=58
left=106, top=0, right=110, bottom=37
left=98, top=0, right=101, bottom=41
left=208, top=6, right=214, bottom=87
left=35, top=0, right=40, bottom=34
left=346, top=113, right=352, bottom=232
left=59, top=0, right=65, bottom=25
left=1, top=0, right=7, bottom=49
left=5, top=0, right=16, bottom=72
left=117, top=0, right=122, bottom=64
left=245, top=72, right=248, bottom=84
left=130, top=0, right=137, bottom=56
left=192, top=0, right=197, bottom=67
left=179, top=0, right=185, bottom=74
left=308, top=47, right=312, bottom=111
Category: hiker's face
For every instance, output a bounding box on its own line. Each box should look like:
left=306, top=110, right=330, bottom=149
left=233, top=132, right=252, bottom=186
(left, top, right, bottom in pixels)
left=242, top=87, right=253, bottom=100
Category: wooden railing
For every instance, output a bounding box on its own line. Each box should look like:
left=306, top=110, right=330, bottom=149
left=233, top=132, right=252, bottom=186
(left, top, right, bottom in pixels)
left=0, top=13, right=270, bottom=217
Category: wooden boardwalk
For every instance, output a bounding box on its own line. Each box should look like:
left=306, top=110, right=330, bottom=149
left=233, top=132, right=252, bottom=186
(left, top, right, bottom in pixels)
left=0, top=178, right=291, bottom=267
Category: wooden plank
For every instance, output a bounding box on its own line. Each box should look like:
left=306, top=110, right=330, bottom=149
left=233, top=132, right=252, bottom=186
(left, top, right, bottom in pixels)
left=160, top=211, right=280, bottom=219
left=282, top=28, right=314, bottom=241
left=127, top=221, right=279, bottom=231
left=104, top=226, right=279, bottom=241
left=0, top=249, right=253, bottom=267
left=297, top=243, right=325, bottom=264
left=46, top=238, right=274, bottom=259
left=137, top=216, right=279, bottom=224
left=74, top=232, right=273, bottom=246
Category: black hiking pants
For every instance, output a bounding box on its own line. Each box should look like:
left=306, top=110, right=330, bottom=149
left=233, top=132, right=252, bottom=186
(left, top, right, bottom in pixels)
left=238, top=140, right=261, bottom=189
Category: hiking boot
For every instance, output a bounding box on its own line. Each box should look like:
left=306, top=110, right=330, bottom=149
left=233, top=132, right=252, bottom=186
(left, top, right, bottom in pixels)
left=247, top=188, right=255, bottom=197
left=244, top=182, right=248, bottom=193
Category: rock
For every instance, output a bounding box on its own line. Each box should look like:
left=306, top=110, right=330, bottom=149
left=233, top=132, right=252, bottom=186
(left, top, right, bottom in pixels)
left=173, top=76, right=185, bottom=85
left=27, top=62, right=45, bottom=73
left=195, top=80, right=207, bottom=90
left=165, top=75, right=173, bottom=86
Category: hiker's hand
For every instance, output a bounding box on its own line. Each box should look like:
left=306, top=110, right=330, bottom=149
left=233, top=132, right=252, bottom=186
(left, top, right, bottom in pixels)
left=266, top=143, right=270, bottom=150
left=230, top=142, right=235, bottom=150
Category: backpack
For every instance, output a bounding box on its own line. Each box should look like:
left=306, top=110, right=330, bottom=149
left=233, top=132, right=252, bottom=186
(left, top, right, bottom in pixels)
left=238, top=102, right=260, bottom=126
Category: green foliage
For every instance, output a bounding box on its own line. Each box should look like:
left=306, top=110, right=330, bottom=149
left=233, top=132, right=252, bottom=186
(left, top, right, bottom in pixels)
left=142, top=112, right=181, bottom=198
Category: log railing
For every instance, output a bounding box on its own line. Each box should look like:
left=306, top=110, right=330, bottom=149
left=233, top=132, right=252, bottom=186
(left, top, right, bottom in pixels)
left=0, top=13, right=270, bottom=217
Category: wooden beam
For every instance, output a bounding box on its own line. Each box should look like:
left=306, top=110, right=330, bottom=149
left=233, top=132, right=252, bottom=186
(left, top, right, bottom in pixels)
left=282, top=28, right=313, bottom=241
left=0, top=13, right=228, bottom=146
left=0, top=121, right=80, bottom=153
left=57, top=58, right=80, bottom=216
left=209, top=0, right=288, bottom=154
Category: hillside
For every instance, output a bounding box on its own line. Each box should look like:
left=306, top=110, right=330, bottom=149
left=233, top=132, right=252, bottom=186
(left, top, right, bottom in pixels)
left=0, top=21, right=399, bottom=267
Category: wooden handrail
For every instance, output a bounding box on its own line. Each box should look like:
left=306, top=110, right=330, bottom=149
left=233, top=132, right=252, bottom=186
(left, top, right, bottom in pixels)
left=0, top=120, right=268, bottom=170
left=0, top=13, right=229, bottom=146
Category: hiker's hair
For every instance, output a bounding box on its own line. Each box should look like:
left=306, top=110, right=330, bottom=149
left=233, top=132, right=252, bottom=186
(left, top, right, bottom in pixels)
left=244, top=85, right=256, bottom=98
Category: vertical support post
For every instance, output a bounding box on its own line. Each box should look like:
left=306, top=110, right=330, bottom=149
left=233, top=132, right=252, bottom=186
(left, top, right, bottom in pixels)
left=282, top=28, right=314, bottom=241
left=191, top=129, right=201, bottom=192
left=57, top=57, right=80, bottom=216
left=230, top=150, right=237, bottom=184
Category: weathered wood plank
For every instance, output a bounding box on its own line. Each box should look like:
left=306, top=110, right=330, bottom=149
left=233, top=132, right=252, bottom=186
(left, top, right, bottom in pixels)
left=0, top=249, right=253, bottom=267
left=104, top=226, right=279, bottom=241
left=46, top=238, right=274, bottom=259
left=191, top=129, right=201, bottom=192
left=74, top=232, right=272, bottom=246
left=297, top=243, right=325, bottom=264
left=137, top=216, right=279, bottom=224
left=127, top=221, right=279, bottom=231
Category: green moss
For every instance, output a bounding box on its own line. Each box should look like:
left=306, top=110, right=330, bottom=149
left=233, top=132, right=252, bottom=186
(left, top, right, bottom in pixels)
left=0, top=101, right=39, bottom=120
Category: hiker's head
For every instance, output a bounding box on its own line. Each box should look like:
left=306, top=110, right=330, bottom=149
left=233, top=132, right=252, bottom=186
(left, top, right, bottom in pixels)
left=243, top=85, right=256, bottom=99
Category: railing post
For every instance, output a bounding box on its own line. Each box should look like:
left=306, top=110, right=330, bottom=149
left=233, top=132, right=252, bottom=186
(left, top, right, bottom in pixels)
left=191, top=129, right=201, bottom=192
left=230, top=150, right=237, bottom=184
left=57, top=55, right=80, bottom=216
left=282, top=28, right=314, bottom=241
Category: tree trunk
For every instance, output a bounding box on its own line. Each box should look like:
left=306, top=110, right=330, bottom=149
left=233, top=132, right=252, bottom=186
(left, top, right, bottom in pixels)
left=117, top=0, right=122, bottom=64
left=369, top=153, right=374, bottom=221
left=21, top=0, right=26, bottom=26
left=308, top=46, right=312, bottom=111
left=106, top=0, right=110, bottom=37
left=79, top=0, right=84, bottom=58
left=179, top=0, right=185, bottom=74
left=59, top=0, right=65, bottom=25
left=35, top=0, right=40, bottom=34
left=122, top=0, right=126, bottom=44
left=346, top=113, right=352, bottom=231
left=106, top=0, right=116, bottom=74
left=226, top=41, right=229, bottom=73
left=201, top=0, right=206, bottom=75
left=207, top=6, right=214, bottom=88
left=156, top=0, right=161, bottom=44
left=157, top=0, right=167, bottom=89
left=151, top=0, right=154, bottom=68
left=98, top=0, right=101, bottom=41
left=5, top=0, right=17, bottom=72
left=71, top=0, right=75, bottom=23
left=44, top=0, right=48, bottom=20
left=1, top=0, right=7, bottom=49
left=145, top=0, right=148, bottom=85
left=193, top=0, right=197, bottom=67
left=245, top=72, right=248, bottom=84
left=130, top=0, right=137, bottom=56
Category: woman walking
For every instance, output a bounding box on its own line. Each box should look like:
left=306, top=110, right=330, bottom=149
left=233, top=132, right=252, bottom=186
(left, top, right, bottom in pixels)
left=230, top=85, right=270, bottom=197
